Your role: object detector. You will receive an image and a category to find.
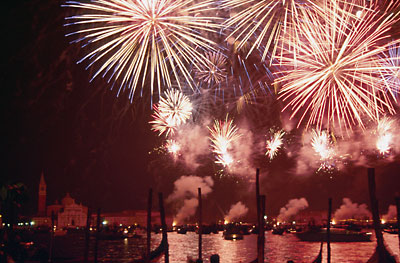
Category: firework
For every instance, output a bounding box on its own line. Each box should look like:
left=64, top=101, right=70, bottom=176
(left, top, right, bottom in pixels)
left=381, top=44, right=400, bottom=96
left=165, top=139, right=181, bottom=158
left=376, top=118, right=394, bottom=155
left=150, top=89, right=192, bottom=136
left=64, top=0, right=219, bottom=100
left=208, top=116, right=241, bottom=167
left=275, top=0, right=400, bottom=131
left=311, top=130, right=335, bottom=171
left=222, top=0, right=313, bottom=62
left=195, top=51, right=228, bottom=88
left=266, top=130, right=285, bottom=160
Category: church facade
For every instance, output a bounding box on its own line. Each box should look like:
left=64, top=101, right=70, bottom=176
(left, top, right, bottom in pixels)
left=33, top=174, right=88, bottom=228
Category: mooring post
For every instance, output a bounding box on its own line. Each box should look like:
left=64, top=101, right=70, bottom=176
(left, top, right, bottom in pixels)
left=327, top=198, right=332, bottom=263
left=147, top=189, right=153, bottom=263
left=84, top=208, right=91, bottom=263
left=198, top=187, right=203, bottom=262
left=94, top=208, right=101, bottom=263
left=158, top=192, right=169, bottom=263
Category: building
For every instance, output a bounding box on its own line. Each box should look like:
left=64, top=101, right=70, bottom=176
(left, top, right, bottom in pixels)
left=38, top=173, right=46, bottom=216
left=33, top=174, right=173, bottom=228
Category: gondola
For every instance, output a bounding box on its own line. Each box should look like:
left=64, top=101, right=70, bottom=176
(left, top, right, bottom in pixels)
left=131, top=236, right=167, bottom=263
left=366, top=245, right=396, bottom=263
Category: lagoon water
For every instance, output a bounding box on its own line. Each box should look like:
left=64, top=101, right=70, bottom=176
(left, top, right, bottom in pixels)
left=72, top=231, right=400, bottom=263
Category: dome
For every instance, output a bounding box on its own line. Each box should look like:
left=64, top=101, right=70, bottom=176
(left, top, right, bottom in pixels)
left=61, top=193, right=75, bottom=206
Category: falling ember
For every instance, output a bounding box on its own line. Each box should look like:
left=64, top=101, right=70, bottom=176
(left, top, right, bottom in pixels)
left=208, top=116, right=241, bottom=167
left=376, top=118, right=394, bottom=155
left=275, top=0, right=400, bottom=131
left=150, top=89, right=192, bottom=137
left=266, top=130, right=285, bottom=160
left=311, top=130, right=335, bottom=171
left=63, top=0, right=220, bottom=101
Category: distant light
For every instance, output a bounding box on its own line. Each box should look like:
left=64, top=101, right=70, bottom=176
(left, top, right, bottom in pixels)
left=264, top=215, right=267, bottom=220
left=277, top=222, right=280, bottom=226
left=30, top=221, right=35, bottom=226
left=356, top=10, right=362, bottom=18
left=292, top=221, right=296, bottom=225
left=102, top=220, right=108, bottom=225
left=120, top=224, right=123, bottom=227
left=332, top=220, right=336, bottom=225
left=381, top=219, right=386, bottom=224
left=172, top=221, right=177, bottom=227
left=25, top=223, right=29, bottom=226
left=224, top=220, right=229, bottom=225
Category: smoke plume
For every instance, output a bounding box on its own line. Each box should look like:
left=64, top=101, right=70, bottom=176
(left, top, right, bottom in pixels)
left=168, top=175, right=214, bottom=224
left=278, top=198, right=309, bottom=222
left=383, top=205, right=397, bottom=220
left=224, top=201, right=249, bottom=222
left=334, top=198, right=371, bottom=220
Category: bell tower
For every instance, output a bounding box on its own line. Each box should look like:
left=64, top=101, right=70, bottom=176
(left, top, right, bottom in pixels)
left=38, top=172, right=46, bottom=216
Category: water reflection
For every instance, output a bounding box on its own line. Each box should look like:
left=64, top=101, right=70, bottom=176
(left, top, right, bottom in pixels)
left=90, top=232, right=399, bottom=262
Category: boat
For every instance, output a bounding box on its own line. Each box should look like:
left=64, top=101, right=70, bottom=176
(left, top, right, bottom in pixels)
left=223, top=231, right=244, bottom=240
left=177, top=227, right=187, bottom=234
left=312, top=242, right=323, bottom=263
left=296, top=228, right=372, bottom=242
left=132, top=235, right=167, bottom=263
left=383, top=228, right=398, bottom=234
left=272, top=228, right=285, bottom=235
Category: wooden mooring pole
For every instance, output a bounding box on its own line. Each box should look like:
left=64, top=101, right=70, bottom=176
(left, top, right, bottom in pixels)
left=147, top=189, right=153, bottom=263
left=84, top=208, right=91, bottom=263
left=94, top=208, right=101, bottom=263
left=198, top=187, right=203, bottom=262
left=158, top=192, right=169, bottom=263
left=327, top=198, right=332, bottom=263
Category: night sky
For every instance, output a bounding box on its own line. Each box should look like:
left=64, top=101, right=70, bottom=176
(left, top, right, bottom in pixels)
left=2, top=0, right=400, bottom=222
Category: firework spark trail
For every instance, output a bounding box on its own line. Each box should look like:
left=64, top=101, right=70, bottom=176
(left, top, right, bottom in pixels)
left=221, top=0, right=309, bottom=62
left=311, top=130, right=336, bottom=171
left=266, top=130, right=285, bottom=160
left=208, top=116, right=241, bottom=167
left=64, top=0, right=220, bottom=101
left=376, top=117, right=394, bottom=155
left=275, top=0, right=400, bottom=132
left=150, top=89, right=192, bottom=137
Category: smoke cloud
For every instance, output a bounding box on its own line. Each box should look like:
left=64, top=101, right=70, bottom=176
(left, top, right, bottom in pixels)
left=224, top=201, right=249, bottom=222
left=168, top=175, right=214, bottom=224
left=278, top=198, right=309, bottom=222
left=383, top=205, right=397, bottom=221
left=175, top=123, right=210, bottom=170
left=334, top=198, right=371, bottom=220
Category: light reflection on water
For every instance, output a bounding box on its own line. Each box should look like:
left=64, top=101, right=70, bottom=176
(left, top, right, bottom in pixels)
left=93, top=232, right=400, bottom=263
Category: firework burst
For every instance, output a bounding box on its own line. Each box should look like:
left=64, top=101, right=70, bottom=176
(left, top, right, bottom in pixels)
left=150, top=89, right=192, bottom=136
left=275, top=0, right=400, bottom=132
left=381, top=44, right=400, bottom=96
left=195, top=51, right=228, bottom=88
left=375, top=118, right=394, bottom=155
left=165, top=139, right=181, bottom=158
left=64, top=0, right=219, bottom=100
left=266, top=130, right=285, bottom=160
left=222, top=0, right=316, bottom=62
left=311, top=130, right=335, bottom=171
left=208, top=116, right=241, bottom=167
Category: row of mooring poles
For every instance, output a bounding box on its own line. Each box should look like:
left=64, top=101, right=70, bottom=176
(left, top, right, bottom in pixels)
left=80, top=188, right=170, bottom=263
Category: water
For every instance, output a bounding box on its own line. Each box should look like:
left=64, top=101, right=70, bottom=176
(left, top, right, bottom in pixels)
left=84, top=232, right=400, bottom=263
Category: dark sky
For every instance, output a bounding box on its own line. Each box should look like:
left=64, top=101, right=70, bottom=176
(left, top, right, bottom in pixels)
left=2, top=0, right=400, bottom=222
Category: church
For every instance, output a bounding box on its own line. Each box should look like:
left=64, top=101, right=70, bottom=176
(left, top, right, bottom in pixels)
left=32, top=173, right=173, bottom=228
left=32, top=173, right=88, bottom=228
